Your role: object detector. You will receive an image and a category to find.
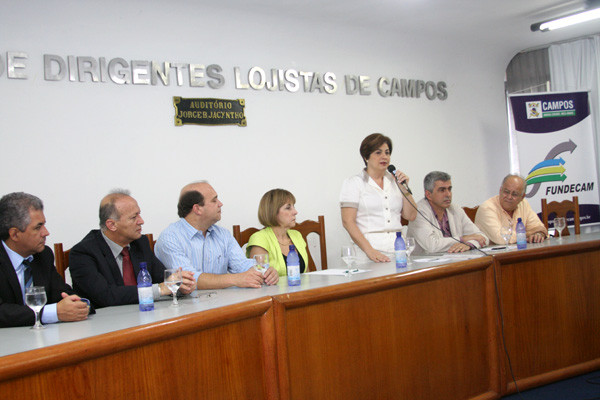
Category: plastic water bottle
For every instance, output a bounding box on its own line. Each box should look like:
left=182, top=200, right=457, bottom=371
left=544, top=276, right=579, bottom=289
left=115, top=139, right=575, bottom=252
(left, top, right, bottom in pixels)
left=516, top=218, right=527, bottom=250
left=137, top=262, right=154, bottom=311
left=286, top=245, right=301, bottom=286
left=395, top=232, right=407, bottom=268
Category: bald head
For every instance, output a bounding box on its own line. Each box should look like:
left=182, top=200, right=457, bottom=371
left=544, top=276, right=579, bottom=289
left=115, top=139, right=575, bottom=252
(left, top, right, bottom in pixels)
left=178, top=181, right=222, bottom=231
left=499, top=174, right=526, bottom=214
left=501, top=174, right=526, bottom=191
left=99, top=190, right=132, bottom=229
left=178, top=181, right=210, bottom=218
left=180, top=181, right=209, bottom=197
left=99, top=191, right=144, bottom=247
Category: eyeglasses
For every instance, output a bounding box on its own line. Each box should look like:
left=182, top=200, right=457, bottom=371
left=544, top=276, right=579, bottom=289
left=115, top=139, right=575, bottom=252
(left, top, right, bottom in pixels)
left=501, top=188, right=523, bottom=198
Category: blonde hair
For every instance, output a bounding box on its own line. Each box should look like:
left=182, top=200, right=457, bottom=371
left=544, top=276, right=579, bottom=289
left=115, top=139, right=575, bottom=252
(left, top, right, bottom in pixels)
left=258, top=189, right=296, bottom=227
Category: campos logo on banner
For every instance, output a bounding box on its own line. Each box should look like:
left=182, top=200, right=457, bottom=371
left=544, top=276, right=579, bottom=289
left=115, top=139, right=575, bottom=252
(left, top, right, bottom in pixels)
left=526, top=99, right=576, bottom=119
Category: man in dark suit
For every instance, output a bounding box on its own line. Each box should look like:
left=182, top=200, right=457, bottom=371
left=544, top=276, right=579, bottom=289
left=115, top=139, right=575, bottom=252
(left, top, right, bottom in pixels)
left=0, top=192, right=89, bottom=327
left=69, top=190, right=195, bottom=308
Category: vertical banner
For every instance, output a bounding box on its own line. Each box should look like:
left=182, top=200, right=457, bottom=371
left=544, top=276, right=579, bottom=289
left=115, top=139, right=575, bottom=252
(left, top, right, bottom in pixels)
left=508, top=91, right=600, bottom=226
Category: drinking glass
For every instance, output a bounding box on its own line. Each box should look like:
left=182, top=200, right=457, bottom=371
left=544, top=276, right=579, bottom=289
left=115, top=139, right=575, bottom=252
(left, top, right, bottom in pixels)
left=164, top=269, right=183, bottom=307
left=554, top=217, right=566, bottom=240
left=25, top=286, right=47, bottom=330
left=500, top=224, right=512, bottom=250
left=405, top=237, right=416, bottom=263
left=253, top=253, right=269, bottom=276
left=341, top=244, right=356, bottom=275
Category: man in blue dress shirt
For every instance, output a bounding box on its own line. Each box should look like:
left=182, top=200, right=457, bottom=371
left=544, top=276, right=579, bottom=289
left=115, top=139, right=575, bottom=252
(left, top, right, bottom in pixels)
left=155, top=181, right=279, bottom=289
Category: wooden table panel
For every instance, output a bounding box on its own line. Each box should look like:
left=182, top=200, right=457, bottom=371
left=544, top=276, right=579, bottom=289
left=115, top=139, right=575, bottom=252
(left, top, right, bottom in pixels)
left=274, top=258, right=500, bottom=400
left=0, top=297, right=278, bottom=400
left=496, top=241, right=600, bottom=393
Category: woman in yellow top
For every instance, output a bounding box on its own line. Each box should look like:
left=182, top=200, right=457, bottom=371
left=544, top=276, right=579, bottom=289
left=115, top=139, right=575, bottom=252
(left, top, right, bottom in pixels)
left=247, top=189, right=309, bottom=276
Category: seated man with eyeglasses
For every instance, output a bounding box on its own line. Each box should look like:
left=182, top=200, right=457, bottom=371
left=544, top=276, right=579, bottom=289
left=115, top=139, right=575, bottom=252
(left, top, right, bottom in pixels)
left=475, top=174, right=547, bottom=245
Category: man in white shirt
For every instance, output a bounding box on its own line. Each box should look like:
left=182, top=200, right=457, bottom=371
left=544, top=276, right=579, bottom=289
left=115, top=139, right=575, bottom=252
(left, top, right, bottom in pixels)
left=408, top=171, right=488, bottom=253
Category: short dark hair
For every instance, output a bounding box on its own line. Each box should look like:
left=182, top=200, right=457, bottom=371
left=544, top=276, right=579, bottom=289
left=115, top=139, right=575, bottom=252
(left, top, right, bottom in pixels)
left=257, top=189, right=296, bottom=227
left=0, top=192, right=44, bottom=241
left=99, top=189, right=131, bottom=230
left=424, top=171, right=451, bottom=193
left=178, top=190, right=204, bottom=218
left=359, top=133, right=393, bottom=166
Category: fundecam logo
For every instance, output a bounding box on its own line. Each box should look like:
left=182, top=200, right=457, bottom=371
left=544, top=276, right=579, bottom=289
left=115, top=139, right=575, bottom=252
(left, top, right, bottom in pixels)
left=525, top=139, right=594, bottom=198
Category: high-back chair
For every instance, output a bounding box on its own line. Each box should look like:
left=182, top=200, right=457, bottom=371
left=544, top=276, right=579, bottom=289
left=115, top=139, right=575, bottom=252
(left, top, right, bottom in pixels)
left=232, top=226, right=259, bottom=249
left=462, top=206, right=479, bottom=223
left=233, top=215, right=327, bottom=272
left=146, top=233, right=156, bottom=252
left=541, top=196, right=580, bottom=237
left=53, top=243, right=70, bottom=281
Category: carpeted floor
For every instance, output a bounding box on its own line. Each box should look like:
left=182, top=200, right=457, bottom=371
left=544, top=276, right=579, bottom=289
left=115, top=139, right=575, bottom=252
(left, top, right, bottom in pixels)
left=501, top=370, right=600, bottom=400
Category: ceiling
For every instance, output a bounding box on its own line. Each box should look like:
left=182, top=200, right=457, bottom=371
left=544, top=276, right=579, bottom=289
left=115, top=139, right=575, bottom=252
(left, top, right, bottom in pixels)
left=213, top=0, right=600, bottom=57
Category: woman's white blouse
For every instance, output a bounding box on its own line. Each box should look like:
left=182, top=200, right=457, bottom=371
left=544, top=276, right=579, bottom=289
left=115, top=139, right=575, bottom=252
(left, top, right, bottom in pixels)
left=340, top=170, right=405, bottom=253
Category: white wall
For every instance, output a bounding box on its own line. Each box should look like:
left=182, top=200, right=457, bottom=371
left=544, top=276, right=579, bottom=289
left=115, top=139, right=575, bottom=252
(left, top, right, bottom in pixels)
left=0, top=1, right=514, bottom=267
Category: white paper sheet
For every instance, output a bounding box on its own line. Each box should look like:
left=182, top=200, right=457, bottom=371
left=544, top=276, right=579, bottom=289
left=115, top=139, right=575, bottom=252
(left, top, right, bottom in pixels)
left=307, top=268, right=371, bottom=276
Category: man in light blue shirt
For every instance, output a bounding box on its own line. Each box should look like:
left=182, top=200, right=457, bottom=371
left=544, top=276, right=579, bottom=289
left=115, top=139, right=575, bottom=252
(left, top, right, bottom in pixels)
left=155, top=182, right=279, bottom=289
left=0, top=192, right=89, bottom=327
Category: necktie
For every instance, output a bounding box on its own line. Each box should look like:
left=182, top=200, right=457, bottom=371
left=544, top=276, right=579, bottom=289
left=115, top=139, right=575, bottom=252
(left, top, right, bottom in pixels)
left=121, top=247, right=137, bottom=286
left=23, top=258, right=33, bottom=289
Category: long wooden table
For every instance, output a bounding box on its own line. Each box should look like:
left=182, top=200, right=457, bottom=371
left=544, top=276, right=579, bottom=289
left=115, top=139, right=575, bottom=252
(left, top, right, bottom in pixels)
left=0, top=233, right=598, bottom=399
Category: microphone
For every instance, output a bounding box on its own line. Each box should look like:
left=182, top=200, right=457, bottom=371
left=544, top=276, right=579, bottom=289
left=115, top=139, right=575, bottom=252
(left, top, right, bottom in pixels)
left=387, top=164, right=413, bottom=195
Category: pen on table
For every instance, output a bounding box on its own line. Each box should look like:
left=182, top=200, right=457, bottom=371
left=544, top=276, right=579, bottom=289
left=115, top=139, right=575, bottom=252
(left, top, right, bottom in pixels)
left=491, top=246, right=506, bottom=250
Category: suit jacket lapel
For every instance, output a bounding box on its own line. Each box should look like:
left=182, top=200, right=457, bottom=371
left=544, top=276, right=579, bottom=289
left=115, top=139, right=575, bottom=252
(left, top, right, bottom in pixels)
left=130, top=240, right=142, bottom=278
left=29, top=254, right=43, bottom=288
left=447, top=209, right=457, bottom=238
left=93, top=231, right=125, bottom=285
left=0, top=244, right=26, bottom=304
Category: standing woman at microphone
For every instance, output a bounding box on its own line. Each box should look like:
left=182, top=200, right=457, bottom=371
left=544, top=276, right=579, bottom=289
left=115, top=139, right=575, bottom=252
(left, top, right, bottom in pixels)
left=340, top=133, right=417, bottom=262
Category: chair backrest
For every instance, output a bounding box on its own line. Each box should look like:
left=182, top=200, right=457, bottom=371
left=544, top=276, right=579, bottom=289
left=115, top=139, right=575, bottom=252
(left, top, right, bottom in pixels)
left=145, top=233, right=156, bottom=252
left=463, top=206, right=479, bottom=223
left=541, top=196, right=580, bottom=236
left=232, top=215, right=327, bottom=272
left=232, top=226, right=260, bottom=249
left=294, top=216, right=328, bottom=272
left=53, top=243, right=70, bottom=282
